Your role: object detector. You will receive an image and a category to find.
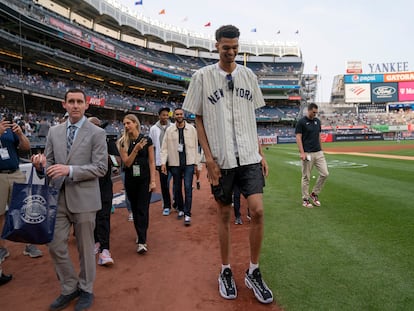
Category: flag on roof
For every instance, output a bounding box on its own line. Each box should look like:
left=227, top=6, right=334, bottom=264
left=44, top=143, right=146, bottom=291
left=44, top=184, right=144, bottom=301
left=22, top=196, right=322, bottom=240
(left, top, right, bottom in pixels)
left=251, top=28, right=257, bottom=32
left=204, top=22, right=211, bottom=27
left=276, top=30, right=281, bottom=34
left=295, top=30, right=299, bottom=34
left=134, top=0, right=143, bottom=5
left=159, top=9, right=165, bottom=14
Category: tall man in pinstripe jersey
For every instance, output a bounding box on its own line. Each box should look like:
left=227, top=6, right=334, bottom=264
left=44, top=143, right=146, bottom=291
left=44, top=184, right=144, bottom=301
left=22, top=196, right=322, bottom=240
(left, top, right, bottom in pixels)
left=183, top=25, right=273, bottom=304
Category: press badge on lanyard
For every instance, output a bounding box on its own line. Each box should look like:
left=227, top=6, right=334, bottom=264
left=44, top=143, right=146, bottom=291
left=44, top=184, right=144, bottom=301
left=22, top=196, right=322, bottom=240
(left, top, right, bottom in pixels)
left=133, top=164, right=141, bottom=177
left=0, top=140, right=10, bottom=160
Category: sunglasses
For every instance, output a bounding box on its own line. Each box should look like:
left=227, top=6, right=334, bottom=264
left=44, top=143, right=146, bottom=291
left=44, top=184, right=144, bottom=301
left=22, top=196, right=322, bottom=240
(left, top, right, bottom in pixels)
left=226, top=74, right=234, bottom=91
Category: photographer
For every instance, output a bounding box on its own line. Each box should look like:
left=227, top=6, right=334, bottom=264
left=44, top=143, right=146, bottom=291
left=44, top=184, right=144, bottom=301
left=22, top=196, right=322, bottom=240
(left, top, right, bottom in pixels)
left=0, top=113, right=39, bottom=285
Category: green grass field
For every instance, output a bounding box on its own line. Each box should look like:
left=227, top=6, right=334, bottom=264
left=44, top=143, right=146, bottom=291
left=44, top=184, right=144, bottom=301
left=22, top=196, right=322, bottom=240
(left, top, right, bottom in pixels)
left=261, top=141, right=414, bottom=311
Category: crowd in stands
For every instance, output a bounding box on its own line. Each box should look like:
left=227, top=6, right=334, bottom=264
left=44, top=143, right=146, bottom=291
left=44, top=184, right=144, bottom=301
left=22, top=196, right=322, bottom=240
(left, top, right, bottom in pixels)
left=0, top=65, right=181, bottom=115
left=256, top=106, right=299, bottom=121
left=9, top=0, right=299, bottom=82
left=318, top=108, right=414, bottom=133
left=1, top=65, right=301, bottom=122
left=257, top=124, right=295, bottom=137
left=2, top=104, right=414, bottom=147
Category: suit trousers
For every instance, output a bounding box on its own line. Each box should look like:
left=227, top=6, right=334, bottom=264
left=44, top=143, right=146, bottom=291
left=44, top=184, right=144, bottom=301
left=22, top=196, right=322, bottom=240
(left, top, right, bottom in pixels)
left=49, top=188, right=97, bottom=295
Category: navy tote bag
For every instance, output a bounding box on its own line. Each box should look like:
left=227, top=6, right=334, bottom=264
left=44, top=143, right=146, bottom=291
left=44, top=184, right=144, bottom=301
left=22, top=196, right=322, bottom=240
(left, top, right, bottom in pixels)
left=1, top=166, right=59, bottom=244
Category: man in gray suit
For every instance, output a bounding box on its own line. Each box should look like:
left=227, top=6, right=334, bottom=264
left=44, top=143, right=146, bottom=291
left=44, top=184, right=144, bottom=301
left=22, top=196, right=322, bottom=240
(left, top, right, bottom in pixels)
left=32, top=88, right=107, bottom=311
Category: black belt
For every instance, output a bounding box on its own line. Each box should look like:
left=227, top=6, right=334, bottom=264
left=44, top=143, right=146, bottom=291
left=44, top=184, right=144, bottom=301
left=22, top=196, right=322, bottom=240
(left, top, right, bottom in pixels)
left=0, top=169, right=18, bottom=174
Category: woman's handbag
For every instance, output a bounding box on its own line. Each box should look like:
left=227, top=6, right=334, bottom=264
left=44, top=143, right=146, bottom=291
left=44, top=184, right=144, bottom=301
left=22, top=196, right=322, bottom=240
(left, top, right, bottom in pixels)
left=1, top=166, right=59, bottom=244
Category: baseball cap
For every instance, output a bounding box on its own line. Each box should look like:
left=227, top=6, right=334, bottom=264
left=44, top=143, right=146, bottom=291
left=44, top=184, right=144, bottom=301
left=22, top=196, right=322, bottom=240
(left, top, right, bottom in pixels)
left=158, top=107, right=170, bottom=115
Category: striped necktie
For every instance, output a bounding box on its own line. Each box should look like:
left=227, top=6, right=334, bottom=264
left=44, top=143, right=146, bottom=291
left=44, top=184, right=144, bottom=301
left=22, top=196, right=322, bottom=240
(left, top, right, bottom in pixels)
left=67, top=125, right=76, bottom=153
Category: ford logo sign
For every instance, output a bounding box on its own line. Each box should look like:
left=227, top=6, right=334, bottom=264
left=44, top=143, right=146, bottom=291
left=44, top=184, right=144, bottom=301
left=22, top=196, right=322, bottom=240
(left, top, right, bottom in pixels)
left=373, top=86, right=396, bottom=96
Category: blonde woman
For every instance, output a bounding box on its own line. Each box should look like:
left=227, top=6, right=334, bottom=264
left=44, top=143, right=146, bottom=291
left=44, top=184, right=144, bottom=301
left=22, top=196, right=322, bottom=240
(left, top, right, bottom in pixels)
left=117, top=114, right=156, bottom=254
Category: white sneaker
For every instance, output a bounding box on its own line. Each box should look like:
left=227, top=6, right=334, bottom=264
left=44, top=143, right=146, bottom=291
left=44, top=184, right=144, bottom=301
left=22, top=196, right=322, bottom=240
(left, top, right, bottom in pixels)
left=137, top=243, right=148, bottom=254
left=302, top=199, right=313, bottom=208
left=310, top=192, right=321, bottom=207
left=98, top=249, right=114, bottom=266
left=184, top=215, right=191, bottom=226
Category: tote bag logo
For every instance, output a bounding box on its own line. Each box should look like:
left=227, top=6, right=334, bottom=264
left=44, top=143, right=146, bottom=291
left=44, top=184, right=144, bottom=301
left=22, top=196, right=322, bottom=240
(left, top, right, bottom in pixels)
left=20, top=195, right=47, bottom=224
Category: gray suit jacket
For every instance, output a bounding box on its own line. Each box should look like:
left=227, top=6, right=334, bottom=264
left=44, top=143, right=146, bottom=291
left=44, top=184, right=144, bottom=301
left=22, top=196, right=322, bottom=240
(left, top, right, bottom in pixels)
left=45, top=119, right=108, bottom=213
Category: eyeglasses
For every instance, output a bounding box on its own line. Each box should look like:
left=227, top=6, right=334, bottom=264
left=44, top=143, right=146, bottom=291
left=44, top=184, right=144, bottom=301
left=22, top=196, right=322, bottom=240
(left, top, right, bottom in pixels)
left=226, top=74, right=234, bottom=91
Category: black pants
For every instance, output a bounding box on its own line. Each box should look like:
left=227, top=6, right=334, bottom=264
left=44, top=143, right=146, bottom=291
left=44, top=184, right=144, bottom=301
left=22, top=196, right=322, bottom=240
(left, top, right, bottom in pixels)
left=126, top=178, right=151, bottom=244
left=94, top=198, right=112, bottom=251
left=156, top=166, right=171, bottom=209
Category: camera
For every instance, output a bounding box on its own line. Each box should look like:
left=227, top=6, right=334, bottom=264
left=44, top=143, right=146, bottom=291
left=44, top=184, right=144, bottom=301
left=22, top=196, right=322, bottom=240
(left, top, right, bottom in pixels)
left=4, top=113, right=14, bottom=123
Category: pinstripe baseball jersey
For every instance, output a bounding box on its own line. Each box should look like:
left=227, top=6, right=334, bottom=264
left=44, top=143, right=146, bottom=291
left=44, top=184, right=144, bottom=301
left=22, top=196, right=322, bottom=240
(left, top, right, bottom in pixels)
left=183, top=63, right=264, bottom=169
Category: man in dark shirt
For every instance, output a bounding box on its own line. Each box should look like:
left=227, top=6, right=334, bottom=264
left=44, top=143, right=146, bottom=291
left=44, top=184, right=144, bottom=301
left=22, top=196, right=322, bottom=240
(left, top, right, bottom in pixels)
left=295, top=103, right=329, bottom=208
left=88, top=117, right=118, bottom=266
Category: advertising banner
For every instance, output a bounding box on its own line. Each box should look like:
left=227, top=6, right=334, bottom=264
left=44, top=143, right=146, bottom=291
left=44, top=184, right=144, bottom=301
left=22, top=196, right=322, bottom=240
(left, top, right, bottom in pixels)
left=371, top=83, right=398, bottom=103
left=346, top=60, right=362, bottom=74
left=62, top=34, right=91, bottom=48
left=333, top=133, right=384, bottom=142
left=344, top=74, right=383, bottom=84
left=276, top=136, right=296, bottom=144
left=93, top=46, right=116, bottom=59
left=345, top=83, right=371, bottom=103
left=86, top=96, right=105, bottom=107
left=398, top=81, right=414, bottom=101
left=259, top=136, right=277, bottom=145
left=384, top=72, right=414, bottom=82
left=118, top=55, right=136, bottom=66
left=49, top=17, right=82, bottom=37
left=137, top=63, right=153, bottom=73
left=321, top=133, right=333, bottom=142
left=389, top=125, right=408, bottom=131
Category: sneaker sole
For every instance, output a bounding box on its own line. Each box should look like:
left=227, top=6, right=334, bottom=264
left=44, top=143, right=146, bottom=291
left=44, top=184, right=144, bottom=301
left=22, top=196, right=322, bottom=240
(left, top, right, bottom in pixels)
left=98, top=260, right=114, bottom=266
left=245, top=277, right=274, bottom=304
left=23, top=251, right=42, bottom=258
